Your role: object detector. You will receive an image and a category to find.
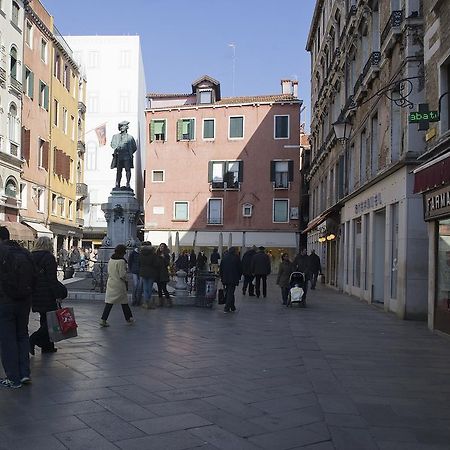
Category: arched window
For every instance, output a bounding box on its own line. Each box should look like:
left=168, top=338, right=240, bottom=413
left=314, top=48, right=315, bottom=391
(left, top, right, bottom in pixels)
left=5, top=178, right=17, bottom=198
left=10, top=46, right=18, bottom=79
left=9, top=103, right=17, bottom=143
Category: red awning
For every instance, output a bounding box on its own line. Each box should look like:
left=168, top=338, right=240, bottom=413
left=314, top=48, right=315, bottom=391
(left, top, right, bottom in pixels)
left=414, top=152, right=450, bottom=193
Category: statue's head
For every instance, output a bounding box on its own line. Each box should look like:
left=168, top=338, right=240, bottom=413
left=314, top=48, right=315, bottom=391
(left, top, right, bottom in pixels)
left=118, top=121, right=129, bottom=132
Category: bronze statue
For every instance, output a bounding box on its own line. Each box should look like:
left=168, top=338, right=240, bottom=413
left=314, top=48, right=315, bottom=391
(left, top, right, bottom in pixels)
left=110, top=121, right=137, bottom=189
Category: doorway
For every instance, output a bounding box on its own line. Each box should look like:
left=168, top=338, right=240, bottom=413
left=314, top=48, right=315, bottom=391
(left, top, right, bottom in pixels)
left=372, top=209, right=386, bottom=303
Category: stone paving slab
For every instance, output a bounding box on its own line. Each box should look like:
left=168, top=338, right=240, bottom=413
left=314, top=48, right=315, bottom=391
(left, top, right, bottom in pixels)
left=2, top=276, right=450, bottom=449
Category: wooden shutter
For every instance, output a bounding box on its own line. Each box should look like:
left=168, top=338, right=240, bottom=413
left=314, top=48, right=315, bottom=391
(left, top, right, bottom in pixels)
left=66, top=67, right=71, bottom=92
left=65, top=155, right=71, bottom=181
left=189, top=119, right=195, bottom=139
left=238, top=160, right=244, bottom=182
left=44, top=85, right=49, bottom=110
left=29, top=71, right=34, bottom=99
left=207, top=161, right=213, bottom=182
left=42, top=141, right=49, bottom=170
left=21, top=127, right=31, bottom=163
left=176, top=120, right=182, bottom=141
left=288, top=160, right=294, bottom=182
left=149, top=120, right=155, bottom=142
left=270, top=161, right=275, bottom=182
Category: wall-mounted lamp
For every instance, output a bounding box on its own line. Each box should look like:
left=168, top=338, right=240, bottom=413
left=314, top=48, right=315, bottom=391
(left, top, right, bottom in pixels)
left=57, top=195, right=65, bottom=206
left=332, top=118, right=352, bottom=143
left=326, top=234, right=336, bottom=241
left=318, top=236, right=326, bottom=243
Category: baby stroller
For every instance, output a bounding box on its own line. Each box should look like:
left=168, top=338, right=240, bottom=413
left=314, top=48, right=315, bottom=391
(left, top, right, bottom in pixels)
left=287, top=272, right=306, bottom=307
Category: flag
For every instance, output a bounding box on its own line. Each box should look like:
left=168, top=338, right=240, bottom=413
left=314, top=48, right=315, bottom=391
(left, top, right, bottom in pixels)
left=95, top=123, right=107, bottom=146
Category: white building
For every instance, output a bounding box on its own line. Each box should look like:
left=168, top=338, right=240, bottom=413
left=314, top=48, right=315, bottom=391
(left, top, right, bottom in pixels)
left=65, top=35, right=147, bottom=248
left=0, top=0, right=25, bottom=228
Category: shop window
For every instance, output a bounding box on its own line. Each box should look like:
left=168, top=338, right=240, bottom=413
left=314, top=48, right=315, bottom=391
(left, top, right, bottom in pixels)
left=353, top=217, right=362, bottom=287
left=436, top=219, right=450, bottom=334
left=390, top=203, right=399, bottom=299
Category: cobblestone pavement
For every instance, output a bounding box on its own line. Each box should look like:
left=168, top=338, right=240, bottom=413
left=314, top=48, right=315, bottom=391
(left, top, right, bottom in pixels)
left=1, top=277, right=450, bottom=450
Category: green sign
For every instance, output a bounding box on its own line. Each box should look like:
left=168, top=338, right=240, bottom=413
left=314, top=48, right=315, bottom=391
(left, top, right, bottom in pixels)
left=408, top=111, right=440, bottom=123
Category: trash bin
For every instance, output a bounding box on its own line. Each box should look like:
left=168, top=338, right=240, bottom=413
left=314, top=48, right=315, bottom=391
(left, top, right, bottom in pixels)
left=195, top=271, right=217, bottom=308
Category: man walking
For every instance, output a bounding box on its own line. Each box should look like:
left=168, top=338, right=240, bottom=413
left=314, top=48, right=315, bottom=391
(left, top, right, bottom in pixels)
left=309, top=249, right=322, bottom=290
left=241, top=245, right=256, bottom=296
left=0, top=226, right=35, bottom=388
left=209, top=247, right=221, bottom=274
left=219, top=247, right=242, bottom=312
left=251, top=246, right=271, bottom=298
left=293, top=248, right=311, bottom=302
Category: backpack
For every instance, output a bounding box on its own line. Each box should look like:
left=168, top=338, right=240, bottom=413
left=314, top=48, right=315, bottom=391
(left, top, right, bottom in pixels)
left=0, top=244, right=36, bottom=300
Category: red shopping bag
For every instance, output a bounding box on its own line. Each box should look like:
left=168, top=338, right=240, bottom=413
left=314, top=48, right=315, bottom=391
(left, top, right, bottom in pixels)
left=56, top=307, right=78, bottom=334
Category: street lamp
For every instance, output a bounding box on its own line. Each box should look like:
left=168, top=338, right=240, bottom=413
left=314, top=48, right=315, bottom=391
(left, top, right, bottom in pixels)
left=332, top=118, right=352, bottom=143
left=57, top=195, right=65, bottom=206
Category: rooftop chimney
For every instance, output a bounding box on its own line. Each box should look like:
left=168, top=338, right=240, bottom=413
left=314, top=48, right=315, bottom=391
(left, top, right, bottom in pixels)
left=281, top=79, right=293, bottom=95
left=292, top=80, right=298, bottom=98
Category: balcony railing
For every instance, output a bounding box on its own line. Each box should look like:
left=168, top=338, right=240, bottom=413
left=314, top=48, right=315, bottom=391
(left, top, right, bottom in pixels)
left=76, top=182, right=88, bottom=199
left=10, top=77, right=22, bottom=93
left=381, top=10, right=403, bottom=47
left=77, top=140, right=85, bottom=154
left=345, top=5, right=357, bottom=28
left=0, top=67, right=6, bottom=82
left=10, top=142, right=18, bottom=157
left=362, top=51, right=381, bottom=79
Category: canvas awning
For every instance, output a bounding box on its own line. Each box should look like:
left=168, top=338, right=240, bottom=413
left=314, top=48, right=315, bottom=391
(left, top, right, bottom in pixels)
left=413, top=152, right=450, bottom=194
left=0, top=221, right=35, bottom=242
left=23, top=221, right=53, bottom=238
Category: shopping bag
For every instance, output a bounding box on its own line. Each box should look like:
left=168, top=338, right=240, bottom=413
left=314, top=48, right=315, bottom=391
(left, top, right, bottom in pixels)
left=56, top=307, right=78, bottom=333
left=47, top=307, right=78, bottom=343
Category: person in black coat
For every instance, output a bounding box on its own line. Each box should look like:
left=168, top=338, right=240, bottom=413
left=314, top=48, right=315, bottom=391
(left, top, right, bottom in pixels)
left=128, top=244, right=142, bottom=306
left=251, top=246, right=271, bottom=298
left=293, top=248, right=311, bottom=301
left=196, top=251, right=207, bottom=272
left=156, top=243, right=172, bottom=307
left=29, top=237, right=61, bottom=354
left=309, top=249, right=322, bottom=290
left=241, top=246, right=256, bottom=296
left=219, top=247, right=242, bottom=312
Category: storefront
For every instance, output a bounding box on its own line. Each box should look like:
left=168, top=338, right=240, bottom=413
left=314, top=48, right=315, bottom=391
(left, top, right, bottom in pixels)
left=414, top=152, right=450, bottom=334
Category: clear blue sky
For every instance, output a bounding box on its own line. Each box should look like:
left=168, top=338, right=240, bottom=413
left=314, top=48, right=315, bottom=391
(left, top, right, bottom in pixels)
left=42, top=0, right=316, bottom=127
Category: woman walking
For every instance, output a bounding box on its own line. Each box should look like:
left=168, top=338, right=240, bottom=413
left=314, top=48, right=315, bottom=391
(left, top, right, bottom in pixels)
left=276, top=253, right=294, bottom=306
left=156, top=243, right=172, bottom=307
left=30, top=237, right=65, bottom=354
left=100, top=244, right=134, bottom=327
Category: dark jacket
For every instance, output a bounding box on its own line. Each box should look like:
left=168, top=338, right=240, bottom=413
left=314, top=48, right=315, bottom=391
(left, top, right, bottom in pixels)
left=276, top=260, right=294, bottom=288
left=241, top=248, right=256, bottom=275
left=128, top=249, right=140, bottom=275
left=175, top=253, right=189, bottom=271
left=309, top=253, right=322, bottom=273
left=210, top=250, right=220, bottom=264
left=157, top=252, right=170, bottom=282
left=251, top=250, right=271, bottom=275
left=31, top=250, right=58, bottom=313
left=196, top=252, right=207, bottom=271
left=139, top=246, right=160, bottom=280
left=189, top=251, right=197, bottom=269
left=293, top=253, right=311, bottom=278
left=220, top=250, right=242, bottom=285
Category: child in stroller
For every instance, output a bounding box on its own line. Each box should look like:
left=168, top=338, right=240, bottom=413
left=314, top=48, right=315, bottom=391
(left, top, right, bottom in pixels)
left=287, top=272, right=307, bottom=307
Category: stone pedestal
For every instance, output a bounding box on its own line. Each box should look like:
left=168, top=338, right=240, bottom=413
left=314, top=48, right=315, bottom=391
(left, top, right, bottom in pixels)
left=173, top=269, right=196, bottom=306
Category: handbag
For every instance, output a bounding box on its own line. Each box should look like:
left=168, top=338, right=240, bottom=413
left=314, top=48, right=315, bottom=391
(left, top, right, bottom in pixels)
left=47, top=303, right=78, bottom=342
left=56, top=307, right=78, bottom=334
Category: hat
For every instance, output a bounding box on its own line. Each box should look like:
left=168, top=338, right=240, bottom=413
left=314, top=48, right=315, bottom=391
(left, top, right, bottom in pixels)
left=118, top=121, right=130, bottom=127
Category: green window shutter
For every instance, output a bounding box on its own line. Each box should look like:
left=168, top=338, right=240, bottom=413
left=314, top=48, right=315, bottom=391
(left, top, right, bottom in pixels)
left=22, top=67, right=26, bottom=90
left=189, top=119, right=195, bottom=139
left=182, top=120, right=189, bottom=136
left=177, top=120, right=183, bottom=141
left=288, top=160, right=294, bottom=181
left=149, top=120, right=155, bottom=142
left=29, top=71, right=34, bottom=100
left=44, top=85, right=49, bottom=110
left=238, top=160, right=244, bottom=182
left=270, top=161, right=275, bottom=182
left=208, top=161, right=213, bottom=182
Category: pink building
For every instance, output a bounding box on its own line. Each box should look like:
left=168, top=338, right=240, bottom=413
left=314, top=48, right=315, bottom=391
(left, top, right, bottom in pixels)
left=144, top=76, right=302, bottom=260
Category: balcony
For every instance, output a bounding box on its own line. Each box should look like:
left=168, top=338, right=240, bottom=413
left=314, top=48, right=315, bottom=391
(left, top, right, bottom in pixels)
left=78, top=101, right=86, bottom=114
left=210, top=181, right=240, bottom=191
left=381, top=10, right=403, bottom=55
left=0, top=67, right=6, bottom=83
left=76, top=182, right=88, bottom=199
left=10, top=77, right=22, bottom=94
left=76, top=217, right=84, bottom=227
left=345, top=5, right=357, bottom=31
left=77, top=140, right=85, bottom=155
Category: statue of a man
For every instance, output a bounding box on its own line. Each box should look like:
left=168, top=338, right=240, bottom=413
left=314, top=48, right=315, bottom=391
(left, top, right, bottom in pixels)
left=110, top=121, right=137, bottom=189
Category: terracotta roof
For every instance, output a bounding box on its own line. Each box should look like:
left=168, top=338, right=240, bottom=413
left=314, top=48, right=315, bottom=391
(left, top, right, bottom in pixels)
left=215, top=94, right=298, bottom=105
left=147, top=93, right=192, bottom=99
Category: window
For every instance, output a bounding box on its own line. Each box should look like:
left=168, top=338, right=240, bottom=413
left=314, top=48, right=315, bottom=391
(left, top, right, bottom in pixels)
left=10, top=46, right=17, bottom=79
left=23, top=67, right=33, bottom=99
left=53, top=99, right=59, bottom=126
left=8, top=103, right=17, bottom=143
left=62, top=108, right=68, bottom=134
left=270, top=160, right=294, bottom=189
left=242, top=203, right=253, bottom=217
left=87, top=94, right=98, bottom=113
left=173, top=201, right=189, bottom=221
left=441, top=62, right=450, bottom=133
left=54, top=52, right=61, bottom=80
left=39, top=80, right=49, bottom=110
left=37, top=188, right=44, bottom=212
left=360, top=129, right=367, bottom=184
left=353, top=218, right=362, bottom=287
left=51, top=193, right=57, bottom=214
left=199, top=90, right=212, bottom=104
left=40, top=39, right=47, bottom=63
left=63, top=65, right=70, bottom=90
left=274, top=115, right=290, bottom=139
left=119, top=91, right=130, bottom=113
left=207, top=198, right=223, bottom=225
left=150, top=119, right=166, bottom=142
left=177, top=118, right=195, bottom=141
left=203, top=119, right=215, bottom=140
left=20, top=183, right=27, bottom=209
left=208, top=160, right=243, bottom=189
left=11, top=1, right=19, bottom=27
left=59, top=197, right=65, bottom=217
left=38, top=139, right=44, bottom=167
left=5, top=178, right=17, bottom=198
left=229, top=116, right=244, bottom=139
left=25, top=21, right=32, bottom=48
left=86, top=141, right=97, bottom=171
left=273, top=199, right=289, bottom=223
left=371, top=113, right=379, bottom=175
left=390, top=93, right=402, bottom=162
left=71, top=115, right=75, bottom=140
left=68, top=200, right=73, bottom=219
left=152, top=170, right=164, bottom=182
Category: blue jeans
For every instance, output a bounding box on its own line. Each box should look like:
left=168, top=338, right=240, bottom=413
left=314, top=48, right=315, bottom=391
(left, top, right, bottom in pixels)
left=0, top=301, right=31, bottom=383
left=131, top=274, right=143, bottom=305
left=141, top=278, right=154, bottom=301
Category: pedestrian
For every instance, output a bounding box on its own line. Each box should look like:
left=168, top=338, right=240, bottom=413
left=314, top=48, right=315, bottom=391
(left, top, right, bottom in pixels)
left=210, top=247, right=221, bottom=274
left=251, top=246, right=271, bottom=298
left=196, top=251, right=207, bottom=272
left=156, top=243, right=172, bottom=307
left=293, top=248, right=311, bottom=302
left=128, top=243, right=142, bottom=306
left=58, top=247, right=68, bottom=268
left=30, top=236, right=65, bottom=354
left=139, top=241, right=160, bottom=309
left=276, top=253, right=294, bottom=305
left=189, top=249, right=197, bottom=270
left=0, top=226, right=35, bottom=388
left=69, top=245, right=81, bottom=268
left=175, top=250, right=189, bottom=271
left=309, top=249, right=322, bottom=289
left=100, top=244, right=134, bottom=327
left=219, top=247, right=242, bottom=313
left=241, top=245, right=257, bottom=296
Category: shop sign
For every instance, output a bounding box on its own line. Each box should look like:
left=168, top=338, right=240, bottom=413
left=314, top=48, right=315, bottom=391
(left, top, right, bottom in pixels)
left=354, top=193, right=382, bottom=215
left=424, top=185, right=450, bottom=221
left=408, top=111, right=440, bottom=124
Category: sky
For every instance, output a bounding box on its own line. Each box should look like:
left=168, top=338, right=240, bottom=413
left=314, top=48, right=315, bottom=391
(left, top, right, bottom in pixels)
left=42, top=0, right=316, bottom=128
